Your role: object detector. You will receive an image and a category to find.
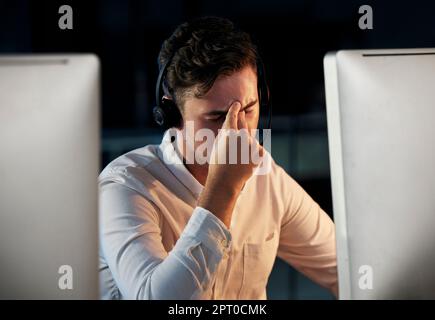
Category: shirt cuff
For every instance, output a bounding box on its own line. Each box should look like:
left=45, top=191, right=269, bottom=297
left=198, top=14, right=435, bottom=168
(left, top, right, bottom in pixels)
left=181, top=206, right=232, bottom=259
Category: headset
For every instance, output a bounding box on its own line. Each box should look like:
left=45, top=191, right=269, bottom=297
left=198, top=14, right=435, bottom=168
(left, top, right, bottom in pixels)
left=153, top=48, right=272, bottom=144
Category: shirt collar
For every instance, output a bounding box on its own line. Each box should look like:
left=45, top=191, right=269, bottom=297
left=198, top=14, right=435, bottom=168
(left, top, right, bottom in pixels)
left=156, top=128, right=270, bottom=198
left=157, top=129, right=204, bottom=198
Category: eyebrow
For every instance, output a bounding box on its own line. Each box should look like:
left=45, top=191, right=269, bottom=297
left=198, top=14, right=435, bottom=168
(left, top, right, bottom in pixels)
left=205, top=99, right=258, bottom=117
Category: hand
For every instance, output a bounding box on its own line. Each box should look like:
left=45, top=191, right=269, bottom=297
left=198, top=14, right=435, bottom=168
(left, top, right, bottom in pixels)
left=197, top=101, right=264, bottom=228
left=208, top=101, right=264, bottom=192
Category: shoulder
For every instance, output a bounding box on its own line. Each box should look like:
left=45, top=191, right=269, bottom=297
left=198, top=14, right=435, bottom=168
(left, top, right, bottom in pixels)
left=256, top=151, right=300, bottom=190
left=253, top=152, right=309, bottom=213
left=99, top=144, right=163, bottom=190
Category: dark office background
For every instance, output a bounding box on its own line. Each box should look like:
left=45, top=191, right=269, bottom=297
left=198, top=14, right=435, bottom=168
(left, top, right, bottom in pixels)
left=1, top=0, right=434, bottom=299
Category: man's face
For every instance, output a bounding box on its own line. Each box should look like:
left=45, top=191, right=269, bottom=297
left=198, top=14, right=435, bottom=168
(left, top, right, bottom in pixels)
left=180, top=65, right=260, bottom=159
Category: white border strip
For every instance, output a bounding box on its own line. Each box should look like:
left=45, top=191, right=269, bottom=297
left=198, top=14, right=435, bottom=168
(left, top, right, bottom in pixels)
left=323, top=52, right=352, bottom=299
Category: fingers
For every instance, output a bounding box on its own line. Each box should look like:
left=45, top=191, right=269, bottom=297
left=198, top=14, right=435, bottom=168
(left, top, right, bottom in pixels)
left=258, top=143, right=265, bottom=158
left=251, top=136, right=264, bottom=156
left=222, top=101, right=241, bottom=130
left=237, top=110, right=248, bottom=131
left=249, top=137, right=265, bottom=166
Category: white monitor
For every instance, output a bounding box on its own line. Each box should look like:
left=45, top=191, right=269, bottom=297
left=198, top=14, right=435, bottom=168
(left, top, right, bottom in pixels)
left=324, top=48, right=435, bottom=299
left=0, top=55, right=100, bottom=299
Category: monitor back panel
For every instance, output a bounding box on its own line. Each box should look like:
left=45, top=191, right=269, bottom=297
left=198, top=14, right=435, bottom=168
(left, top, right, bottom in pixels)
left=0, top=55, right=100, bottom=299
left=324, top=49, right=435, bottom=299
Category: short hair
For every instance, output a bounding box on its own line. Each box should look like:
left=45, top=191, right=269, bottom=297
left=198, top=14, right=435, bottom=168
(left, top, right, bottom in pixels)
left=157, top=16, right=258, bottom=109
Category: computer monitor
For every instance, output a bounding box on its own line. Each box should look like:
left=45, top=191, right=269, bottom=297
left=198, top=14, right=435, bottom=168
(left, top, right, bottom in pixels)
left=324, top=48, right=435, bottom=299
left=0, top=55, right=100, bottom=299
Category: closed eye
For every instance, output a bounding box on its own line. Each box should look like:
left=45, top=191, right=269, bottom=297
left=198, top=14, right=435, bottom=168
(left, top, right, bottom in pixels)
left=207, top=115, right=225, bottom=122
left=204, top=99, right=258, bottom=121
left=205, top=112, right=226, bottom=121
left=245, top=105, right=255, bottom=113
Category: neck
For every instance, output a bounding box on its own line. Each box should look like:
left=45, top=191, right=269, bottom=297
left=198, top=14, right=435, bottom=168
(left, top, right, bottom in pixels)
left=184, top=162, right=208, bottom=186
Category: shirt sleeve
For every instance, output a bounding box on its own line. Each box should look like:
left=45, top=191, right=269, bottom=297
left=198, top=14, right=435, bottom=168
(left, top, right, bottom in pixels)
left=99, top=181, right=232, bottom=300
left=276, top=168, right=338, bottom=297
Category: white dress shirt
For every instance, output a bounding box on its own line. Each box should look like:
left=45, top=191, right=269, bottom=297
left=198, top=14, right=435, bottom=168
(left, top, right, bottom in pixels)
left=98, top=130, right=338, bottom=299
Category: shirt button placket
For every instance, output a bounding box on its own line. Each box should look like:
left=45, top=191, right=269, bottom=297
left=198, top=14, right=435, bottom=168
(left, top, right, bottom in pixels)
left=215, top=239, right=230, bottom=298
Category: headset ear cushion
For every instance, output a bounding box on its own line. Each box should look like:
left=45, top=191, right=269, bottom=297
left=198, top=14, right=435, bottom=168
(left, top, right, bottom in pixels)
left=264, top=84, right=270, bottom=105
left=256, top=59, right=269, bottom=109
left=259, top=82, right=270, bottom=109
left=161, top=98, right=182, bottom=128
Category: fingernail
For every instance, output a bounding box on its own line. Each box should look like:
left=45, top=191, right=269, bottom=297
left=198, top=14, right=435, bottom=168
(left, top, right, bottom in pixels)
left=232, top=101, right=242, bottom=109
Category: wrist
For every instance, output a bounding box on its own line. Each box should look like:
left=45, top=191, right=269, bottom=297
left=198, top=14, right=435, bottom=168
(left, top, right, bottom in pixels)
left=205, top=176, right=244, bottom=196
left=198, top=182, right=241, bottom=228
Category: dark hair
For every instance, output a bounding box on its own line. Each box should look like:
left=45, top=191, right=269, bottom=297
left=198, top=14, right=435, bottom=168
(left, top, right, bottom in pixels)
left=158, top=16, right=258, bottom=109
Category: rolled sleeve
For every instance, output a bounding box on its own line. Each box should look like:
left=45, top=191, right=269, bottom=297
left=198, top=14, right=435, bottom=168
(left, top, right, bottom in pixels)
left=99, top=182, right=233, bottom=300
left=180, top=207, right=232, bottom=259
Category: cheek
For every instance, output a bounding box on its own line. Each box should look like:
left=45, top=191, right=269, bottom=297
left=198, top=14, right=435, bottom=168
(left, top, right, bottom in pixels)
left=182, top=113, right=207, bottom=131
left=191, top=119, right=220, bottom=135
left=245, top=110, right=260, bottom=130
left=182, top=118, right=220, bottom=146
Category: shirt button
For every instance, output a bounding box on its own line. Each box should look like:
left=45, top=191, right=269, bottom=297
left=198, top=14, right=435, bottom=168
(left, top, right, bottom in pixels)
left=221, top=239, right=229, bottom=248
left=223, top=252, right=229, bottom=259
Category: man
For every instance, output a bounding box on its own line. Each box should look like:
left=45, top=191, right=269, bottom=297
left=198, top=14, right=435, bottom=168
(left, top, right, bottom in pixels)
left=99, top=16, right=338, bottom=299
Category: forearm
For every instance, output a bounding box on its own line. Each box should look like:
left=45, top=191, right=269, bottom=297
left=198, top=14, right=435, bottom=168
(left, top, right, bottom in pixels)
left=197, top=179, right=242, bottom=229
left=144, top=218, right=225, bottom=299
left=104, top=207, right=231, bottom=300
